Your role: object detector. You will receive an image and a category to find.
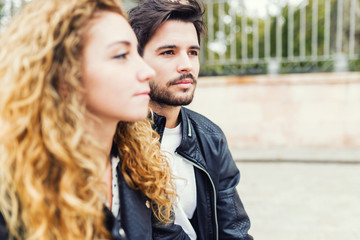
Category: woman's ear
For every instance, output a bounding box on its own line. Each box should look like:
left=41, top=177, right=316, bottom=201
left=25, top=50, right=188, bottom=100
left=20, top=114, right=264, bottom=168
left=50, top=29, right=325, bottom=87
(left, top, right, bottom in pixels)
left=58, top=78, right=68, bottom=97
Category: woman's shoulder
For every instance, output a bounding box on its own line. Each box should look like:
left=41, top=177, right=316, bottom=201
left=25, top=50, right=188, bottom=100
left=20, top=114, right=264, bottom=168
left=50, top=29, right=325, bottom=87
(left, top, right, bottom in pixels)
left=0, top=212, right=10, bottom=239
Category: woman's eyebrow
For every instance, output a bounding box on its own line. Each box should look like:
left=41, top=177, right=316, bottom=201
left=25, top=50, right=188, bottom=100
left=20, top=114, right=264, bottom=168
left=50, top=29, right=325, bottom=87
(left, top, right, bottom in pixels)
left=107, top=40, right=131, bottom=49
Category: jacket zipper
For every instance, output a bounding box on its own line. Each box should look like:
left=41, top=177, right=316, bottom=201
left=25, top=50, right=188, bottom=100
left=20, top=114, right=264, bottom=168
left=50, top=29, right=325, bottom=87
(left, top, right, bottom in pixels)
left=175, top=152, right=219, bottom=240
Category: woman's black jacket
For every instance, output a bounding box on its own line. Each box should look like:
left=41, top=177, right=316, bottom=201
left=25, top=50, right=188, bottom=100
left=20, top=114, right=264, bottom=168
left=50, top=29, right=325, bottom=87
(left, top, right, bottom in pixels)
left=0, top=159, right=189, bottom=240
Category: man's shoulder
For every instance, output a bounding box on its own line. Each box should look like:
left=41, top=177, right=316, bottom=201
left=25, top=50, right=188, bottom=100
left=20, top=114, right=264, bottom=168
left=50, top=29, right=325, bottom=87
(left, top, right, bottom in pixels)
left=181, top=107, right=224, bottom=136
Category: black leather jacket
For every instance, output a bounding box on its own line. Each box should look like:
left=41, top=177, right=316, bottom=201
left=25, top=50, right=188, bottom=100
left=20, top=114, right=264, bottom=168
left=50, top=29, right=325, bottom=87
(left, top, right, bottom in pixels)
left=0, top=158, right=189, bottom=240
left=113, top=158, right=189, bottom=240
left=152, top=107, right=253, bottom=240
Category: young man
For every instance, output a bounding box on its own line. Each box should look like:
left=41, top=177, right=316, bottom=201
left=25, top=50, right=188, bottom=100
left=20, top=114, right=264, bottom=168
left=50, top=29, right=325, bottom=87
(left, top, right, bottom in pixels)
left=129, top=1, right=253, bottom=239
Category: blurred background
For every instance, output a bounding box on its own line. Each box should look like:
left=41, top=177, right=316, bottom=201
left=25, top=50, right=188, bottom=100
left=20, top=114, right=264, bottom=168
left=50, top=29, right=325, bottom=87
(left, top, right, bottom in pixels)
left=1, top=0, right=360, bottom=239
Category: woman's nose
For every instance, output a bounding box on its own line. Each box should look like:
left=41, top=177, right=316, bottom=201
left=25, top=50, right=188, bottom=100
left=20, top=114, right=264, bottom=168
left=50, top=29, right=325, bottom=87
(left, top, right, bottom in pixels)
left=137, top=57, right=155, bottom=82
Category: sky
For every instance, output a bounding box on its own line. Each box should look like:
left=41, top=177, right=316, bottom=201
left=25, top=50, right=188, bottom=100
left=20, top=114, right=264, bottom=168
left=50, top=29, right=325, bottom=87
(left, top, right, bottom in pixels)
left=1, top=0, right=307, bottom=26
left=242, top=0, right=304, bottom=16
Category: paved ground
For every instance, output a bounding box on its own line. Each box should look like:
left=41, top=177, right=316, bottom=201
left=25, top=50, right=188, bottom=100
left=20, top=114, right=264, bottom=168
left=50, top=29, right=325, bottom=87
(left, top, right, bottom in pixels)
left=235, top=161, right=360, bottom=240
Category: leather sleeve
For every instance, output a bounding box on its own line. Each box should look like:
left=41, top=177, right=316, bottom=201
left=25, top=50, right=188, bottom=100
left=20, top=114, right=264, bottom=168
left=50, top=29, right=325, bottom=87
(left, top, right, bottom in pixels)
left=216, top=134, right=253, bottom=240
left=152, top=212, right=191, bottom=240
left=0, top=212, right=10, bottom=240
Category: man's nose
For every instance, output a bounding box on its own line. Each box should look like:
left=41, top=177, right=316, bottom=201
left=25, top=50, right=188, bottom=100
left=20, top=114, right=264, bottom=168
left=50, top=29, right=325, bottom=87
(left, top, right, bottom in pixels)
left=176, top=53, right=192, bottom=73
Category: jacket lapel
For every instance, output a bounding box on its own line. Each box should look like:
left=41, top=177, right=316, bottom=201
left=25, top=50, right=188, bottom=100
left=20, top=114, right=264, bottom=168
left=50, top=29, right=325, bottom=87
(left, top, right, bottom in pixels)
left=118, top=166, right=152, bottom=240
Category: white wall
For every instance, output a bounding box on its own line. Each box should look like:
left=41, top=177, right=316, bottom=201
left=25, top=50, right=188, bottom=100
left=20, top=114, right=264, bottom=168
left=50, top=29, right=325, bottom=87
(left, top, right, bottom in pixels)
left=188, top=72, right=360, bottom=161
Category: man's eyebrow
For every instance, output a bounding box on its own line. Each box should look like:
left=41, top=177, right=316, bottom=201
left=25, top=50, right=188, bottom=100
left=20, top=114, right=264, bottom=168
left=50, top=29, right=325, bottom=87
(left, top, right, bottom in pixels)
left=156, top=45, right=201, bottom=52
left=107, top=40, right=131, bottom=49
left=156, top=45, right=177, bottom=52
left=189, top=45, right=200, bottom=50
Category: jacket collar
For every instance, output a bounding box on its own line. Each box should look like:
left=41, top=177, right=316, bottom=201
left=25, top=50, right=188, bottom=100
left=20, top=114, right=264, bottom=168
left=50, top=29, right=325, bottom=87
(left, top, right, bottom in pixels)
left=152, top=107, right=207, bottom=169
left=176, top=107, right=195, bottom=153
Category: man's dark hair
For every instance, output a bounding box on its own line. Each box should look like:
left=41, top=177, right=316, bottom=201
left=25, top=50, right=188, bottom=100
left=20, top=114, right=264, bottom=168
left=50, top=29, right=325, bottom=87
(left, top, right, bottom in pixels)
left=128, top=0, right=206, bottom=55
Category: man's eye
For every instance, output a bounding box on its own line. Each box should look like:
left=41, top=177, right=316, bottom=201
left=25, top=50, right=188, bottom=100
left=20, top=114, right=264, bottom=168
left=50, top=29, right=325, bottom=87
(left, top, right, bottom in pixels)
left=189, top=50, right=199, bottom=56
left=113, top=52, right=128, bottom=59
left=160, top=50, right=174, bottom=55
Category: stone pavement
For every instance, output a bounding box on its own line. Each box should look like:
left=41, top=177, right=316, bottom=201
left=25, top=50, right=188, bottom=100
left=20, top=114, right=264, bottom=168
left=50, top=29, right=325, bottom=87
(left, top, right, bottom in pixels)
left=235, top=161, right=360, bottom=240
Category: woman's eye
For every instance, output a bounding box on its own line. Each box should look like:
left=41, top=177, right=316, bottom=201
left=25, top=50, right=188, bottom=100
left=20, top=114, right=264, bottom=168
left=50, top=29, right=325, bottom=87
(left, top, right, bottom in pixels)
left=113, top=52, right=128, bottom=59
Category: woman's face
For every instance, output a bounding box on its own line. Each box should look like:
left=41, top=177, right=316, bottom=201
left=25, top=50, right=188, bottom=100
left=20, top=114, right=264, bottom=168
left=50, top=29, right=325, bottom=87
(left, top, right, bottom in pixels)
left=82, top=11, right=155, bottom=123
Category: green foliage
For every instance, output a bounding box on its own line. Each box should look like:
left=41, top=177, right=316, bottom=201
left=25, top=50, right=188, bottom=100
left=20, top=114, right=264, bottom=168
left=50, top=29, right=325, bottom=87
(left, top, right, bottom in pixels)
left=0, top=2, right=4, bottom=19
left=202, top=0, right=359, bottom=76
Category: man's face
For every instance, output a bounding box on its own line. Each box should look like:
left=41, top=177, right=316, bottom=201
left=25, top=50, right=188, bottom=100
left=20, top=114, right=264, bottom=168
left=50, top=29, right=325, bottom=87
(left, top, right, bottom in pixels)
left=143, top=20, right=200, bottom=106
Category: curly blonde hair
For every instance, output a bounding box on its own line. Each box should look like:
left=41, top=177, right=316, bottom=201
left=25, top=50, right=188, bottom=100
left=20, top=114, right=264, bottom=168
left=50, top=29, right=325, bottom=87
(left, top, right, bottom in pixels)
left=0, top=0, right=175, bottom=239
left=114, top=119, right=176, bottom=223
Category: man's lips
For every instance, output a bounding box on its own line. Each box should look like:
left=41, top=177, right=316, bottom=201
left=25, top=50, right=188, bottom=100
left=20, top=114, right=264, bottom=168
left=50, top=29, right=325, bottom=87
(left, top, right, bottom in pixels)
left=167, top=73, right=196, bottom=87
left=173, top=78, right=193, bottom=85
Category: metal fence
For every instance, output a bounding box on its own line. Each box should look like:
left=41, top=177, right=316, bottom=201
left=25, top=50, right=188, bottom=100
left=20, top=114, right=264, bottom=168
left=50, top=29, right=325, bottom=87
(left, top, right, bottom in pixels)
left=121, top=0, right=359, bottom=75
left=0, top=0, right=27, bottom=30
left=1, top=0, right=359, bottom=75
left=199, top=0, right=360, bottom=75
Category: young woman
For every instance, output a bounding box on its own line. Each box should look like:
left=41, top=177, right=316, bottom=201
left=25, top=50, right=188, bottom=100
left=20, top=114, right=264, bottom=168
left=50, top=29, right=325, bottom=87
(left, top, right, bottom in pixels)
left=0, top=0, right=188, bottom=239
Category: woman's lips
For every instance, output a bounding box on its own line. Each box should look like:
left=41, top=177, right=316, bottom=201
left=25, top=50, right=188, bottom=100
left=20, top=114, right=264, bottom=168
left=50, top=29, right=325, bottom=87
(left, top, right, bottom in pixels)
left=135, top=90, right=150, bottom=97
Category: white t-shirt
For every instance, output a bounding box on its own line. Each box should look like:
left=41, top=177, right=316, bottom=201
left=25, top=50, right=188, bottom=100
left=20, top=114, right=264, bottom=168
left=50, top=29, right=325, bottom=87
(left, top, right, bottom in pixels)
left=161, top=123, right=197, bottom=240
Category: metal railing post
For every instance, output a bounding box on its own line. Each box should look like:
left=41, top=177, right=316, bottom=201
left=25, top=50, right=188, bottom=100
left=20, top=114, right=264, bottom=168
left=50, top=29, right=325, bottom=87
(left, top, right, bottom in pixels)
left=241, top=1, right=247, bottom=64
left=288, top=3, right=294, bottom=60
left=300, top=1, right=306, bottom=60
left=349, top=0, right=356, bottom=58
left=324, top=0, right=330, bottom=58
left=253, top=12, right=259, bottom=61
left=312, top=0, right=318, bottom=60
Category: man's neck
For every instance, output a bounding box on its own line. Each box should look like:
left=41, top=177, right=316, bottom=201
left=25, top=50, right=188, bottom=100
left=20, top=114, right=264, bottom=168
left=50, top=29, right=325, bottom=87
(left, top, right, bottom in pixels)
left=150, top=101, right=181, bottom=129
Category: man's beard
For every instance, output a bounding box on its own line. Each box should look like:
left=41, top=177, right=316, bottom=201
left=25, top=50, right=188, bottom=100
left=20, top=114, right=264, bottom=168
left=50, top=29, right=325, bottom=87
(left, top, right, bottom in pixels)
left=149, top=73, right=197, bottom=106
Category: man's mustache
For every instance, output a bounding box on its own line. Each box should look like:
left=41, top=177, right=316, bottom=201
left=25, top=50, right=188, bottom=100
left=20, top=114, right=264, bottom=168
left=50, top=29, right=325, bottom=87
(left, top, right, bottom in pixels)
left=167, top=73, right=197, bottom=87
